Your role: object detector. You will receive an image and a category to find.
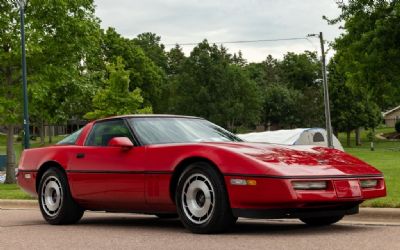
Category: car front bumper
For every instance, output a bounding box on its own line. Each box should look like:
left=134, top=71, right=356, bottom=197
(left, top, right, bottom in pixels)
left=224, top=175, right=386, bottom=217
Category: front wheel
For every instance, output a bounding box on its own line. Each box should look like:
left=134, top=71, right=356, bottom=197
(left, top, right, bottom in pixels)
left=38, top=168, right=84, bottom=225
left=300, top=215, right=344, bottom=226
left=175, top=162, right=236, bottom=234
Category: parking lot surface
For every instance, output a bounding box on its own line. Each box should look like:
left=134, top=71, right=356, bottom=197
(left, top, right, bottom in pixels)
left=1, top=209, right=400, bottom=250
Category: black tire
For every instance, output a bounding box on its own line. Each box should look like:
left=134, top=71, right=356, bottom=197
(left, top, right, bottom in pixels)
left=175, top=162, right=236, bottom=234
left=38, top=168, right=84, bottom=225
left=155, top=214, right=179, bottom=219
left=300, top=215, right=344, bottom=226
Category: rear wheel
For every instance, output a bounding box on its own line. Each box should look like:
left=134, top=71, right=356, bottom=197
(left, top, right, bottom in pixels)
left=300, top=215, right=344, bottom=226
left=38, top=168, right=84, bottom=225
left=175, top=162, right=236, bottom=234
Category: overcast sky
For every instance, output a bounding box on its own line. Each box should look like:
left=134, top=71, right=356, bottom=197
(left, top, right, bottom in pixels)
left=94, top=0, right=342, bottom=62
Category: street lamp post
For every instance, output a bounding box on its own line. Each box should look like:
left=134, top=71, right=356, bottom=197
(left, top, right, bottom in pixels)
left=307, top=32, right=333, bottom=148
left=16, top=0, right=30, bottom=149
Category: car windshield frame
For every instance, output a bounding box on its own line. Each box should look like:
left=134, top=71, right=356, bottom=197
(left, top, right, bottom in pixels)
left=128, top=117, right=242, bottom=145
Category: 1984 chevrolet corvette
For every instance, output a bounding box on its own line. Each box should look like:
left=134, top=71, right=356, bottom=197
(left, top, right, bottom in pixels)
left=17, top=115, right=386, bottom=233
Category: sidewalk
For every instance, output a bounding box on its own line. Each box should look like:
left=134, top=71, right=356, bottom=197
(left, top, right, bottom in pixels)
left=1, top=199, right=400, bottom=225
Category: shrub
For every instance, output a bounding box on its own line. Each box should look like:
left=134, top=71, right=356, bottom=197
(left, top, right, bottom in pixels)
left=395, top=120, right=400, bottom=133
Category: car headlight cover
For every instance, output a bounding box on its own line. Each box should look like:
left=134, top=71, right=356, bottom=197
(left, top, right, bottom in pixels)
left=292, top=181, right=327, bottom=190
left=360, top=179, right=378, bottom=188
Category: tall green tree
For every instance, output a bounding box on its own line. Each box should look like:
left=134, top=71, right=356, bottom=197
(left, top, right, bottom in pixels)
left=133, top=32, right=168, bottom=70
left=101, top=28, right=164, bottom=112
left=0, top=0, right=100, bottom=183
left=328, top=0, right=400, bottom=109
left=85, top=58, right=151, bottom=120
left=262, top=84, right=301, bottom=129
left=279, top=51, right=324, bottom=127
left=325, top=1, right=394, bottom=145
left=172, top=41, right=262, bottom=130
left=328, top=56, right=382, bottom=146
left=280, top=52, right=321, bottom=90
left=246, top=52, right=324, bottom=129
left=132, top=32, right=170, bottom=113
left=0, top=1, right=24, bottom=183
left=161, top=45, right=186, bottom=114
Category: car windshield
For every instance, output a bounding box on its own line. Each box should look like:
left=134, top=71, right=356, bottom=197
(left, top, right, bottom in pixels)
left=57, top=128, right=83, bottom=145
left=128, top=117, right=242, bottom=145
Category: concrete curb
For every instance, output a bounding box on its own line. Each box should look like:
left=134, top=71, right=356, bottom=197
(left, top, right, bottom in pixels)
left=346, top=207, right=400, bottom=222
left=0, top=199, right=38, bottom=209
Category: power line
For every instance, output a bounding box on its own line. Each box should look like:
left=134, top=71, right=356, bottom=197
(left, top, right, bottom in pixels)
left=305, top=37, right=320, bottom=52
left=164, top=37, right=308, bottom=46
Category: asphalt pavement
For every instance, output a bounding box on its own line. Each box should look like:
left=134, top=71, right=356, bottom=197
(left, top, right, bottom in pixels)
left=1, top=208, right=400, bottom=250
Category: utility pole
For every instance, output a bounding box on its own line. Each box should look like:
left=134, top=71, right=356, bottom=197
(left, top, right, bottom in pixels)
left=308, top=32, right=333, bottom=148
left=17, top=0, right=30, bottom=149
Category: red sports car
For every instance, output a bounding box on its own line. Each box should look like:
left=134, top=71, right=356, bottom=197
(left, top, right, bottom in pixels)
left=18, top=115, right=386, bottom=233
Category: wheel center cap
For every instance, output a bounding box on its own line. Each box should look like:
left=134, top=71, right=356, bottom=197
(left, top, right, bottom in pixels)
left=195, top=191, right=206, bottom=207
left=51, top=189, right=57, bottom=203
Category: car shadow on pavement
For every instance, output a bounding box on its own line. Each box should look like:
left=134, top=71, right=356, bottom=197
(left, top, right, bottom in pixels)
left=230, top=220, right=372, bottom=235
left=78, top=214, right=184, bottom=231
left=77, top=214, right=374, bottom=235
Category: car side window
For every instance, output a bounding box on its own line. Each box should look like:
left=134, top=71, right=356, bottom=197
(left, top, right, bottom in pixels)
left=85, top=119, right=134, bottom=146
left=57, top=128, right=83, bottom=145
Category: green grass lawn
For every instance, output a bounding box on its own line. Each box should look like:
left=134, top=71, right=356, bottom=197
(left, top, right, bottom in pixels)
left=346, top=147, right=400, bottom=207
left=338, top=127, right=400, bottom=207
left=1, top=127, right=399, bottom=207
left=0, top=183, right=34, bottom=200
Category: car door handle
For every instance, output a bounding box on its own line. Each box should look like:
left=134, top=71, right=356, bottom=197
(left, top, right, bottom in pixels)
left=76, top=153, right=85, bottom=159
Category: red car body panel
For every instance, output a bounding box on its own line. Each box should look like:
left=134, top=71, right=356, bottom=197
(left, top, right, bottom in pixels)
left=17, top=116, right=386, bottom=216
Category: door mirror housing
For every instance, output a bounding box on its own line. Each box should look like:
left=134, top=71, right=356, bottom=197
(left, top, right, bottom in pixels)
left=108, top=137, right=134, bottom=150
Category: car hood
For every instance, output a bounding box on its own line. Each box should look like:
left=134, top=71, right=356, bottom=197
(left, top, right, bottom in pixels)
left=204, top=142, right=382, bottom=176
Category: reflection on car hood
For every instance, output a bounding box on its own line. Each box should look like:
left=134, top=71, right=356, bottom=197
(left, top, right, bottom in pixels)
left=203, top=141, right=381, bottom=175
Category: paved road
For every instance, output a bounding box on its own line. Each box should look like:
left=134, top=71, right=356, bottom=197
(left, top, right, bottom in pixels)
left=1, top=209, right=400, bottom=250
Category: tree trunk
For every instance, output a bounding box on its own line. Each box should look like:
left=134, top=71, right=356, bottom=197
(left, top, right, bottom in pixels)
left=5, top=124, right=16, bottom=184
left=355, top=127, right=361, bottom=146
left=370, top=127, right=375, bottom=151
left=49, top=125, right=53, bottom=143
left=346, top=130, right=351, bottom=147
left=40, top=119, right=45, bottom=145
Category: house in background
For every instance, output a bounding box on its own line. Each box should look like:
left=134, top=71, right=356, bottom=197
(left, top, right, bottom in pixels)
left=383, top=105, right=400, bottom=127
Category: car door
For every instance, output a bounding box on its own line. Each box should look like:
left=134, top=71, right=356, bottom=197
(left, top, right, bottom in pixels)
left=68, top=119, right=146, bottom=211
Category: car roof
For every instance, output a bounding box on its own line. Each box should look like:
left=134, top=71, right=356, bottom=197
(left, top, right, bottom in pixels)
left=95, top=114, right=203, bottom=122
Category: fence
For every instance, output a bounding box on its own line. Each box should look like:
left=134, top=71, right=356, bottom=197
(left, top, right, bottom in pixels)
left=0, top=121, right=87, bottom=139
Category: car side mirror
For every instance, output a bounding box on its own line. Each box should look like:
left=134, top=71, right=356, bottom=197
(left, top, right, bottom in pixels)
left=108, top=137, right=134, bottom=150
